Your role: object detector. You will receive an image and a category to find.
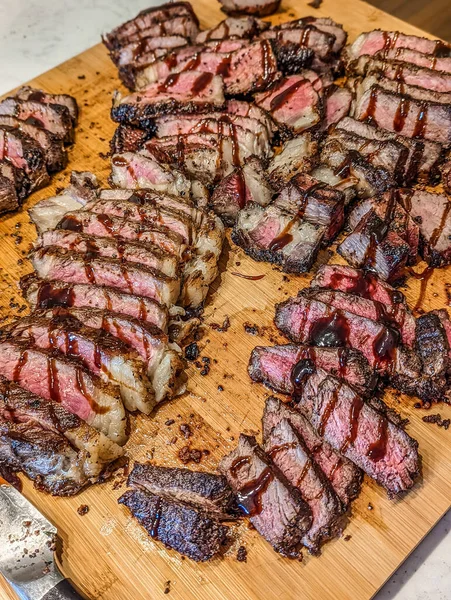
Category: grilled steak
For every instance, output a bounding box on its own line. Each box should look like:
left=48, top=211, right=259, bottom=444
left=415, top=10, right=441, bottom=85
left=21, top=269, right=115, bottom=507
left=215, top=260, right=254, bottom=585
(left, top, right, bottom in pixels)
left=279, top=17, right=347, bottom=54
left=344, top=30, right=451, bottom=65
left=195, top=16, right=269, bottom=43
left=263, top=397, right=362, bottom=506
left=135, top=41, right=279, bottom=96
left=0, top=161, right=20, bottom=214
left=297, top=370, right=421, bottom=496
left=6, top=313, right=155, bottom=414
left=267, top=133, right=318, bottom=189
left=232, top=202, right=326, bottom=273
left=111, top=125, right=154, bottom=154
left=0, top=377, right=123, bottom=495
left=249, top=344, right=376, bottom=396
left=263, top=26, right=335, bottom=62
left=415, top=310, right=450, bottom=385
left=43, top=307, right=186, bottom=404
left=0, top=339, right=127, bottom=445
left=274, top=294, right=402, bottom=371
left=0, top=97, right=74, bottom=142
left=20, top=275, right=169, bottom=331
left=219, top=434, right=312, bottom=557
left=0, top=127, right=49, bottom=192
left=255, top=73, right=323, bottom=136
left=321, top=85, right=352, bottom=130
left=371, top=47, right=451, bottom=75
left=128, top=463, right=236, bottom=518
left=210, top=157, right=273, bottom=225
left=264, top=418, right=344, bottom=554
left=119, top=489, right=228, bottom=562
left=219, top=0, right=281, bottom=17
left=15, top=86, right=78, bottom=123
left=111, top=34, right=188, bottom=67
left=111, top=73, right=225, bottom=127
left=103, top=2, right=199, bottom=50
left=353, top=73, right=451, bottom=106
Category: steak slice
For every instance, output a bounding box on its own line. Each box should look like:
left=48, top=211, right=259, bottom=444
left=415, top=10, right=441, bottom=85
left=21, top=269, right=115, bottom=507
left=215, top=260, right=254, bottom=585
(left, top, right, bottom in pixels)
left=264, top=418, right=344, bottom=554
left=135, top=41, right=279, bottom=96
left=372, top=47, right=451, bottom=75
left=15, top=86, right=78, bottom=124
left=111, top=125, right=154, bottom=154
left=0, top=127, right=49, bottom=192
left=0, top=161, right=20, bottom=214
left=352, top=84, right=451, bottom=146
left=111, top=34, right=189, bottom=67
left=36, top=230, right=179, bottom=277
left=398, top=189, right=451, bottom=267
left=103, top=2, right=199, bottom=50
left=20, top=275, right=169, bottom=331
left=45, top=307, right=186, bottom=404
left=232, top=202, right=325, bottom=273
left=254, top=73, right=323, bottom=136
left=0, top=339, right=127, bottom=445
left=263, top=397, right=362, bottom=506
left=344, top=30, right=451, bottom=65
left=354, top=73, right=451, bottom=106
left=262, top=26, right=335, bottom=61
left=0, top=377, right=123, bottom=495
left=0, top=115, right=67, bottom=172
left=274, top=294, right=401, bottom=371
left=335, top=117, right=443, bottom=183
left=111, top=73, right=225, bottom=127
left=267, top=133, right=318, bottom=188
left=219, top=434, right=312, bottom=557
left=226, top=99, right=275, bottom=133
left=119, top=489, right=228, bottom=562
left=6, top=313, right=155, bottom=414
left=279, top=17, right=347, bottom=54
left=219, top=0, right=281, bottom=17
left=249, top=343, right=375, bottom=396
left=321, top=86, right=352, bottom=130
left=30, top=246, right=180, bottom=307
left=298, top=371, right=421, bottom=497
left=195, top=16, right=269, bottom=43
left=0, top=97, right=74, bottom=142
left=311, top=264, right=407, bottom=306
left=128, top=463, right=236, bottom=518
left=415, top=310, right=450, bottom=385
left=273, top=172, right=345, bottom=241
left=210, top=157, right=273, bottom=225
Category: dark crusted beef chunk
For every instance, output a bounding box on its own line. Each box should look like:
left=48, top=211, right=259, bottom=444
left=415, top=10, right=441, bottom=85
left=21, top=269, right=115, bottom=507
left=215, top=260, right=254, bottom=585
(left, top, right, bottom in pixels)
left=0, top=161, right=20, bottom=214
left=128, top=463, right=236, bottom=518
left=219, top=0, right=281, bottom=17
left=219, top=434, right=312, bottom=557
left=416, top=311, right=450, bottom=384
left=262, top=397, right=362, bottom=507
left=0, top=127, right=49, bottom=192
left=267, top=133, right=318, bottom=189
left=264, top=418, right=345, bottom=554
left=119, top=489, right=228, bottom=562
left=195, top=16, right=269, bottom=43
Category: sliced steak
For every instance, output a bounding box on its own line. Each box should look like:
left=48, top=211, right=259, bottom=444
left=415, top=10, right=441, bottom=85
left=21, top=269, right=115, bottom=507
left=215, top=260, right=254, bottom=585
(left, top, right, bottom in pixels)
left=0, top=339, right=127, bottom=445
left=20, top=275, right=169, bottom=331
left=263, top=26, right=335, bottom=61
left=195, top=16, right=269, bottom=43
left=255, top=73, right=323, bottom=136
left=0, top=97, right=74, bottom=143
left=111, top=125, right=154, bottom=154
left=219, top=0, right=281, bottom=17
left=372, top=47, right=451, bottom=75
left=111, top=73, right=225, bottom=127
left=45, top=307, right=185, bottom=404
left=210, top=157, right=273, bottom=225
left=15, top=86, right=78, bottom=123
left=0, top=127, right=49, bottom=192
left=279, top=17, right=347, bottom=54
left=321, top=85, right=352, bottom=130
left=232, top=202, right=325, bottom=273
left=119, top=489, right=228, bottom=562
left=267, top=133, right=318, bottom=189
left=0, top=161, right=20, bottom=213
left=219, top=434, right=312, bottom=557
left=415, top=310, right=450, bottom=384
left=128, top=463, right=236, bottom=518
left=6, top=313, right=155, bottom=415
left=30, top=246, right=180, bottom=306
left=103, top=2, right=199, bottom=50
left=249, top=344, right=375, bottom=396
left=264, top=418, right=344, bottom=554
left=274, top=294, right=401, bottom=371
left=353, top=73, right=451, bottom=106
left=298, top=371, right=421, bottom=497
left=311, top=264, right=408, bottom=306
left=111, top=35, right=189, bottom=67
left=263, top=397, right=363, bottom=506
left=226, top=99, right=276, bottom=133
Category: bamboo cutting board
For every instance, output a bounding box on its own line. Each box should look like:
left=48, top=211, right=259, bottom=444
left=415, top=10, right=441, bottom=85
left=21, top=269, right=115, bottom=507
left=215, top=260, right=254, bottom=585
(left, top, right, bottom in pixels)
left=0, top=1, right=450, bottom=598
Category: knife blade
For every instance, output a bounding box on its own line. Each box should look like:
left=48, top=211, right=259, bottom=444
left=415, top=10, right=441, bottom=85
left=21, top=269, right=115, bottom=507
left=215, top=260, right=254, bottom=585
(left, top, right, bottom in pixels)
left=0, top=477, right=84, bottom=600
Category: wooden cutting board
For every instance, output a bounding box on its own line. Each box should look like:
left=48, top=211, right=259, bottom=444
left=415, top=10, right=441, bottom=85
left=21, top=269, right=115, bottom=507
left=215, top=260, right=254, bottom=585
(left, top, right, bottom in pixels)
left=1, top=1, right=450, bottom=598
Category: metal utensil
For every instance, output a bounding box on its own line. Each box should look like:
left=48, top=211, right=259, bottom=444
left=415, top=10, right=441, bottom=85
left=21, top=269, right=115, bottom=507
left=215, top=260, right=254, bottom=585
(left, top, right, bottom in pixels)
left=0, top=477, right=84, bottom=600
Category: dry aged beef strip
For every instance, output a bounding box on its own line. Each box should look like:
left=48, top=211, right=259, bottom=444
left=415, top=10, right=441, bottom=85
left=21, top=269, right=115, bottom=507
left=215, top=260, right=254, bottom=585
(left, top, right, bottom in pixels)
left=264, top=417, right=345, bottom=554
left=220, top=434, right=312, bottom=557
left=0, top=339, right=127, bottom=446
left=0, top=377, right=123, bottom=495
left=127, top=463, right=237, bottom=518
left=20, top=275, right=169, bottom=331
left=263, top=397, right=363, bottom=507
left=5, top=313, right=156, bottom=415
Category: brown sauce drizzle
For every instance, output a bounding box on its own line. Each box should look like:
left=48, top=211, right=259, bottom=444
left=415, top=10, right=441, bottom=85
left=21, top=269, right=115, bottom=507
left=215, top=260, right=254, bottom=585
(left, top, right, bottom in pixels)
left=12, top=351, right=28, bottom=382
left=270, top=79, right=307, bottom=112
left=217, top=55, right=232, bottom=78
left=192, top=72, right=214, bottom=95
left=318, top=384, right=340, bottom=437
left=158, top=72, right=181, bottom=91
left=268, top=231, right=293, bottom=252
left=291, top=358, right=316, bottom=394
left=84, top=261, right=96, bottom=285
left=75, top=368, right=109, bottom=415
left=373, top=326, right=400, bottom=370
left=235, top=168, right=246, bottom=209
left=362, top=87, right=379, bottom=123
left=47, top=357, right=61, bottom=402
left=328, top=458, right=343, bottom=482
left=267, top=442, right=297, bottom=458
left=408, top=265, right=434, bottom=313
left=58, top=215, right=83, bottom=232
left=296, top=459, right=312, bottom=488
left=150, top=497, right=162, bottom=538
left=112, top=155, right=129, bottom=167
left=37, top=283, right=75, bottom=308
left=412, top=103, right=428, bottom=138
left=27, top=90, right=46, bottom=102
left=230, top=271, right=265, bottom=280
left=309, top=310, right=350, bottom=348
left=24, top=116, right=45, bottom=128
left=340, top=395, right=364, bottom=454
left=230, top=456, right=251, bottom=478
left=236, top=467, right=274, bottom=517
left=97, top=214, right=115, bottom=235
left=138, top=299, right=148, bottom=321
left=367, top=417, right=388, bottom=462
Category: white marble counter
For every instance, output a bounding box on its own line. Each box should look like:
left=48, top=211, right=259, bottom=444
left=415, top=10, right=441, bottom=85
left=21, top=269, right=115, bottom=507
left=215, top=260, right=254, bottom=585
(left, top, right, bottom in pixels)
left=0, top=1, right=450, bottom=598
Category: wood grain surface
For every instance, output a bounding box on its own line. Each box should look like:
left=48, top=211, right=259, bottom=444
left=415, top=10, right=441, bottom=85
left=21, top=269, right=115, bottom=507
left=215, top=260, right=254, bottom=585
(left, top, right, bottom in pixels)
left=0, top=1, right=450, bottom=599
